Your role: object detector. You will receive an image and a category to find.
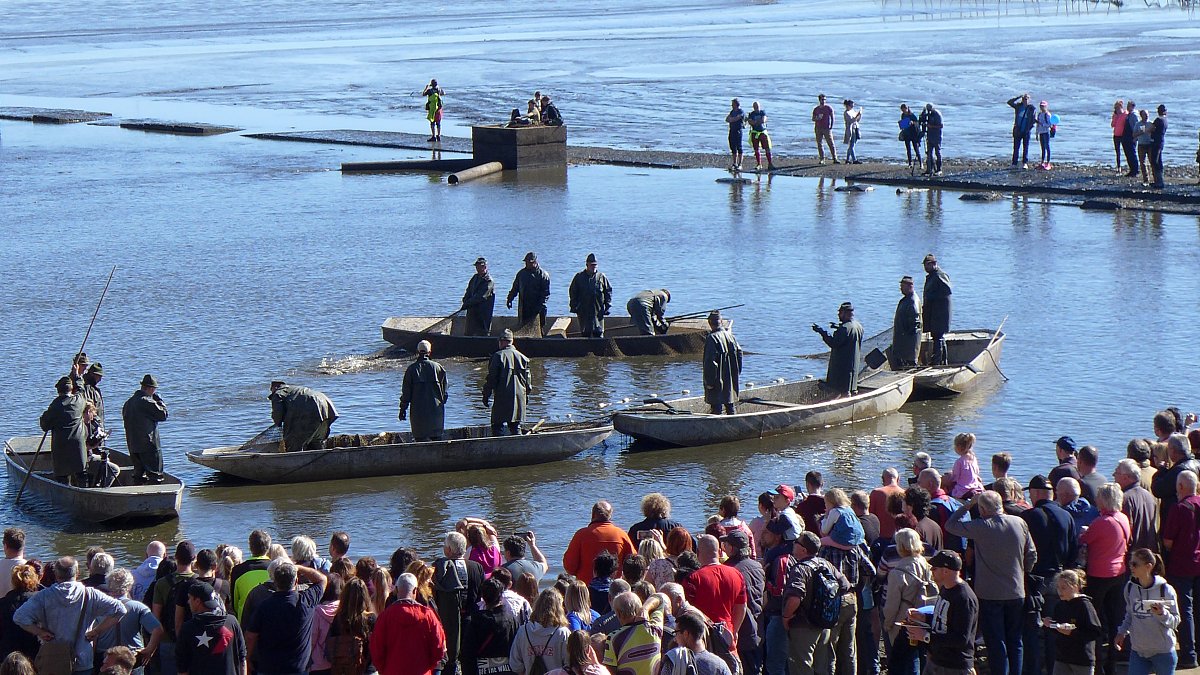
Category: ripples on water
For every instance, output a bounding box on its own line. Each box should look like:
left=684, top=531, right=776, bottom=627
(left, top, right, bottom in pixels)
left=1, top=115, right=1198, bottom=569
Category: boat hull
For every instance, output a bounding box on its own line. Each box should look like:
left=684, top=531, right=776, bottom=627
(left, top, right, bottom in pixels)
left=187, top=423, right=613, bottom=483
left=895, top=329, right=1005, bottom=399
left=381, top=316, right=721, bottom=358
left=5, top=436, right=183, bottom=523
left=612, top=372, right=914, bottom=448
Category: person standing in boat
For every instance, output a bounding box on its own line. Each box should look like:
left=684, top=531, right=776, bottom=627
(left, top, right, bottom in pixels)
left=461, top=257, right=496, bottom=337
left=812, top=301, right=864, bottom=396
left=483, top=329, right=531, bottom=436
left=890, top=276, right=922, bottom=368
left=399, top=340, right=449, bottom=442
left=39, top=375, right=88, bottom=485
left=703, top=310, right=742, bottom=415
left=921, top=253, right=952, bottom=366
left=506, top=252, right=551, bottom=335
left=122, top=374, right=169, bottom=483
left=269, top=381, right=338, bottom=452
left=568, top=253, right=612, bottom=338
left=79, top=362, right=106, bottom=427
left=626, top=289, right=671, bottom=336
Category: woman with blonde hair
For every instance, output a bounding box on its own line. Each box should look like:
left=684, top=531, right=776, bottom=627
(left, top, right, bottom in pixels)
left=0, top=653, right=35, bottom=675
left=564, top=580, right=599, bottom=631
left=509, top=589, right=570, bottom=675
left=404, top=560, right=437, bottom=609
left=883, top=528, right=937, bottom=675
left=368, top=567, right=393, bottom=612
left=1042, top=569, right=1102, bottom=675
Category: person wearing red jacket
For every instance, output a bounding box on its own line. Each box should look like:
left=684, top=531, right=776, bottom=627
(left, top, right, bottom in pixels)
left=371, top=573, right=446, bottom=675
left=562, top=502, right=635, bottom=581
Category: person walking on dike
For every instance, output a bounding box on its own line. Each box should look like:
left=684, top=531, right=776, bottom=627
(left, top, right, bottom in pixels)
left=121, top=374, right=169, bottom=483
left=747, top=101, right=777, bottom=172
left=1150, top=104, right=1168, bottom=190
left=703, top=310, right=742, bottom=415
left=921, top=253, right=951, bottom=366
left=812, top=301, right=863, bottom=397
left=507, top=252, right=551, bottom=335
left=1122, top=99, right=1140, bottom=177
left=843, top=99, right=862, bottom=165
left=920, top=103, right=943, bottom=176
left=890, top=275, right=921, bottom=368
left=398, top=340, right=448, bottom=442
left=1008, top=93, right=1036, bottom=169
left=1115, top=549, right=1181, bottom=675
left=461, top=257, right=495, bottom=337
left=726, top=98, right=746, bottom=172
left=268, top=381, right=338, bottom=452
left=40, top=374, right=88, bottom=485
left=903, top=550, right=978, bottom=675
left=1111, top=100, right=1129, bottom=172
left=423, top=79, right=443, bottom=142
left=568, top=253, right=611, bottom=338
left=898, top=104, right=922, bottom=170
left=626, top=289, right=671, bottom=336
left=482, top=329, right=530, bottom=436
left=813, top=94, right=838, bottom=164
left=1035, top=100, right=1054, bottom=170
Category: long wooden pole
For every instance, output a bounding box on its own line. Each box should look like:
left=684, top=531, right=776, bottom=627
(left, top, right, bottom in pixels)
left=16, top=266, right=116, bottom=505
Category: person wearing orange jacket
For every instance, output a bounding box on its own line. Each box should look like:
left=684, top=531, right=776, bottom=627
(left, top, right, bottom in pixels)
left=562, top=501, right=636, bottom=581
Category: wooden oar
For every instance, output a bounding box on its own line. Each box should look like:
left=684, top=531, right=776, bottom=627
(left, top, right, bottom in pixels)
left=421, top=308, right=464, bottom=335
left=17, top=265, right=116, bottom=505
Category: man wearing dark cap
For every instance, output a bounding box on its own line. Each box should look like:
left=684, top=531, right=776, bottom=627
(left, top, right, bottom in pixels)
left=891, top=276, right=922, bottom=368
left=121, top=374, right=169, bottom=483
left=812, top=302, right=863, bottom=396
left=177, top=581, right=247, bottom=675
left=1150, top=103, right=1167, bottom=189
left=1048, top=436, right=1082, bottom=489
left=921, top=254, right=952, bottom=365
left=506, top=252, right=551, bottom=335
left=568, top=253, right=612, bottom=338
left=398, top=340, right=448, bottom=442
left=704, top=310, right=743, bottom=415
left=722, top=528, right=765, bottom=675
left=40, top=374, right=88, bottom=484
left=782, top=532, right=850, bottom=675
left=626, top=289, right=671, bottom=336
left=268, top=381, right=337, bottom=453
left=461, top=257, right=495, bottom=336
left=904, top=550, right=978, bottom=675
left=1019, top=475, right=1077, bottom=675
left=483, top=329, right=530, bottom=436
left=81, top=362, right=107, bottom=427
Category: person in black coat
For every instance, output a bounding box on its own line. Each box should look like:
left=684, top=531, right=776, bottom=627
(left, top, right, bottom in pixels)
left=921, top=254, right=952, bottom=365
left=0, top=564, right=42, bottom=660
left=460, top=579, right=518, bottom=675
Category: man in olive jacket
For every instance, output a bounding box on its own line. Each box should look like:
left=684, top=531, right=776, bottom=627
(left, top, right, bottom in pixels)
left=122, top=374, right=169, bottom=483
left=568, top=253, right=612, bottom=338
left=890, top=276, right=922, bottom=368
left=703, top=311, right=742, bottom=414
left=461, top=257, right=495, bottom=337
left=921, top=253, right=952, bottom=365
left=482, top=330, right=530, bottom=436
left=813, top=302, right=864, bottom=396
left=399, top=340, right=449, bottom=441
left=269, top=381, right=338, bottom=452
left=41, top=376, right=88, bottom=484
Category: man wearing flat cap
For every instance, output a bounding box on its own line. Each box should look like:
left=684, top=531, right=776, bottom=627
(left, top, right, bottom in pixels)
left=40, top=375, right=88, bottom=484
left=890, top=276, right=922, bottom=368
left=813, top=302, right=864, bottom=396
left=483, top=329, right=530, bottom=436
left=122, top=374, right=169, bottom=483
left=626, top=289, right=672, bottom=336
left=921, top=254, right=952, bottom=365
left=704, top=310, right=742, bottom=414
left=461, top=257, right=495, bottom=337
left=80, top=362, right=107, bottom=428
left=568, top=253, right=612, bottom=338
left=269, top=381, right=338, bottom=453
left=507, top=252, right=551, bottom=336
left=399, top=340, right=448, bottom=441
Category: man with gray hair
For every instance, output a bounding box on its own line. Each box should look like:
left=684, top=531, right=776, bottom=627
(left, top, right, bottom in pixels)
left=1056, top=477, right=1098, bottom=533
left=588, top=578, right=632, bottom=636
left=372, top=573, right=445, bottom=675
left=1153, top=433, right=1200, bottom=519
left=288, top=536, right=329, bottom=573
left=946, top=491, right=1036, bottom=675
left=433, top=532, right=483, bottom=675
left=15, top=556, right=127, bottom=675
left=682, top=534, right=748, bottom=651
left=910, top=453, right=931, bottom=485
left=1113, top=458, right=1158, bottom=553
left=85, top=552, right=116, bottom=588
left=244, top=560, right=327, bottom=675
left=1163, top=469, right=1200, bottom=669
left=598, top=592, right=661, bottom=675
left=97, top=568, right=163, bottom=675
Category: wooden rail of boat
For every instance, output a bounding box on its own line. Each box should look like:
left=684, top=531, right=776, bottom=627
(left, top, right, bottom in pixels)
left=381, top=316, right=724, bottom=358
left=4, top=436, right=183, bottom=523
left=887, top=328, right=1006, bottom=399
left=611, top=371, right=915, bottom=448
left=187, top=421, right=613, bottom=484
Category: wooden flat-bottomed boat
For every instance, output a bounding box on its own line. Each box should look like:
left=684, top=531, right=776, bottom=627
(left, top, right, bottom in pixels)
left=611, top=370, right=915, bottom=448
left=5, top=436, right=183, bottom=523
left=381, top=316, right=724, bottom=358
left=187, top=422, right=613, bottom=484
left=888, top=328, right=1006, bottom=399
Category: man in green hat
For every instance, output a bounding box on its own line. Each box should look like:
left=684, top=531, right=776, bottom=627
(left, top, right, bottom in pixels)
left=122, top=374, right=169, bottom=483
left=626, top=289, right=671, bottom=336
left=461, top=257, right=495, bottom=337
left=80, top=362, right=106, bottom=427
left=568, top=253, right=612, bottom=338
left=812, top=302, right=864, bottom=396
left=40, top=375, right=88, bottom=484
left=483, top=329, right=531, bottom=436
left=269, top=381, right=339, bottom=452
left=399, top=340, right=449, bottom=441
left=506, top=252, right=551, bottom=335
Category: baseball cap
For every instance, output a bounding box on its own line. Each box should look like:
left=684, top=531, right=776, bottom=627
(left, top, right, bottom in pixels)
left=770, top=484, right=796, bottom=502
left=929, top=550, right=962, bottom=571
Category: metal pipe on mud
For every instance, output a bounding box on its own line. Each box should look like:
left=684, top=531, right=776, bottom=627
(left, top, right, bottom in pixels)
left=447, top=162, right=505, bottom=185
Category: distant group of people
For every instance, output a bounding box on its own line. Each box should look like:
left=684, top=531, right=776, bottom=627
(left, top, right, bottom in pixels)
left=507, top=90, right=563, bottom=128
left=1107, top=98, right=1171, bottom=188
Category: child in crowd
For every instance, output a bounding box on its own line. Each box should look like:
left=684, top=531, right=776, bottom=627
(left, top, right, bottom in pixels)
left=819, top=488, right=865, bottom=550
left=1043, top=569, right=1103, bottom=675
left=946, top=432, right=985, bottom=499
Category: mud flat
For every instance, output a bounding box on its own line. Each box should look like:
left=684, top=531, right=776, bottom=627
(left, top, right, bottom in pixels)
left=0, top=107, right=111, bottom=123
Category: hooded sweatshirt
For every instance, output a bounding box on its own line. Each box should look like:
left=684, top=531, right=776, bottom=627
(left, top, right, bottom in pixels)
left=131, top=556, right=162, bottom=601
left=13, top=581, right=126, bottom=671
left=508, top=621, right=569, bottom=675
left=309, top=600, right=340, bottom=671
left=1116, top=575, right=1180, bottom=657
left=883, top=554, right=937, bottom=642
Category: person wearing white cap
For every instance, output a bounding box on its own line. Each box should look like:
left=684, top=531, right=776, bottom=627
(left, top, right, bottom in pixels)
left=482, top=330, right=530, bottom=436
left=399, top=340, right=448, bottom=441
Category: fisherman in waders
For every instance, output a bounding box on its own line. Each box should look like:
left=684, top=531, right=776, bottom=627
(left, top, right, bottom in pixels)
left=482, top=330, right=530, bottom=436
left=703, top=311, right=742, bottom=415
left=399, top=340, right=448, bottom=442
left=813, top=302, right=863, bottom=396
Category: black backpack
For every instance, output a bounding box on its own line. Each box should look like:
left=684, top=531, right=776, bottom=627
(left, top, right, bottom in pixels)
left=526, top=627, right=555, bottom=675
left=803, top=560, right=842, bottom=629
